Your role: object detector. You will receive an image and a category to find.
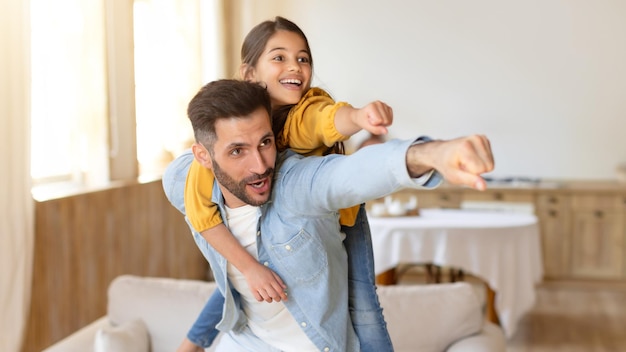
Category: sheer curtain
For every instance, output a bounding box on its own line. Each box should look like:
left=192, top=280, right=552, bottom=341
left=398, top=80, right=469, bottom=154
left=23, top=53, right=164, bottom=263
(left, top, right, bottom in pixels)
left=0, top=1, right=34, bottom=351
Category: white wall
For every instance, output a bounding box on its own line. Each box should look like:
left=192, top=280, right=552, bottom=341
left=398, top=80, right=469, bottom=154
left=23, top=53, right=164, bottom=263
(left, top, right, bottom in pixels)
left=242, top=0, right=626, bottom=180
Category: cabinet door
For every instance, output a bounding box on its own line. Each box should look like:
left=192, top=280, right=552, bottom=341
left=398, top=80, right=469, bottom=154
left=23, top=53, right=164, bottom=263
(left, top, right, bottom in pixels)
left=535, top=194, right=571, bottom=278
left=570, top=209, right=624, bottom=279
left=537, top=208, right=571, bottom=278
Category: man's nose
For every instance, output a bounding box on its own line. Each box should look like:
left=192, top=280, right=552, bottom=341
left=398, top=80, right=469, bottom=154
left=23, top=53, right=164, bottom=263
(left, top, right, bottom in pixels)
left=249, top=150, right=271, bottom=173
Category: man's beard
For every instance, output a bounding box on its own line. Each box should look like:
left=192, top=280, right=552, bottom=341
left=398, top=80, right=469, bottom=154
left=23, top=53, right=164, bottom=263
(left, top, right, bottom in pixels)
left=212, top=159, right=274, bottom=206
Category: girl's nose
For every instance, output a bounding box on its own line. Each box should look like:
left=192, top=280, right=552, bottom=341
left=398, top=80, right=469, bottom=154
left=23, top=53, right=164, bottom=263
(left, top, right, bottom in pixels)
left=287, top=60, right=301, bottom=72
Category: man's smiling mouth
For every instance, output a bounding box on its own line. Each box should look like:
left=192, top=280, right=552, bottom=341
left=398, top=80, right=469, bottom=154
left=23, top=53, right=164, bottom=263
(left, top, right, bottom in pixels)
left=250, top=179, right=266, bottom=188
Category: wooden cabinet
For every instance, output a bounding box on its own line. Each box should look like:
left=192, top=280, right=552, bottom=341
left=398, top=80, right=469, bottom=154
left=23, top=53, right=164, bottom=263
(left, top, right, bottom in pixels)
left=462, top=189, right=534, bottom=203
left=419, top=190, right=463, bottom=208
left=535, top=193, right=571, bottom=278
left=387, top=182, right=626, bottom=282
left=569, top=194, right=625, bottom=279
left=375, top=188, right=463, bottom=209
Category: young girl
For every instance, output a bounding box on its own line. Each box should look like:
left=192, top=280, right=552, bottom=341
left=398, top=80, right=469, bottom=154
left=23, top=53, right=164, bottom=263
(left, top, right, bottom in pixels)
left=180, top=16, right=394, bottom=352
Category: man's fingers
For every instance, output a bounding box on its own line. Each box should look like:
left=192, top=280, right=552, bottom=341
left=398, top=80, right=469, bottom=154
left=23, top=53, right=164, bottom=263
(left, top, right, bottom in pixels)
left=458, top=135, right=494, bottom=176
left=448, top=170, right=487, bottom=191
left=473, top=135, right=494, bottom=171
left=473, top=176, right=487, bottom=191
left=440, top=135, right=494, bottom=190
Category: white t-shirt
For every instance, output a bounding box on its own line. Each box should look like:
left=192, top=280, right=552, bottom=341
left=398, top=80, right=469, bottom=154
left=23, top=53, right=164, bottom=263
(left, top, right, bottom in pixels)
left=224, top=204, right=318, bottom=352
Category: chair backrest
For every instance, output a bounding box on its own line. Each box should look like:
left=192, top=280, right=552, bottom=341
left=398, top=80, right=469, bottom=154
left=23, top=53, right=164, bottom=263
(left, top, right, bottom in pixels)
left=376, top=282, right=484, bottom=352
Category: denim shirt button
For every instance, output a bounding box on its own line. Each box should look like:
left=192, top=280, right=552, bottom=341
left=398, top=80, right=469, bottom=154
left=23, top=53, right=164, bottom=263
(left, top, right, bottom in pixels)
left=263, top=262, right=269, bottom=266
left=323, top=347, right=330, bottom=352
left=300, top=321, right=307, bottom=328
left=285, top=244, right=292, bottom=251
left=256, top=230, right=260, bottom=236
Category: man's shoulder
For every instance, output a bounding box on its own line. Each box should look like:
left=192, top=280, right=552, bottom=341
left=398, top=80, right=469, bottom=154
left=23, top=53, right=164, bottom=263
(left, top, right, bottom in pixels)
left=277, top=149, right=304, bottom=165
left=274, top=149, right=330, bottom=185
left=277, top=149, right=333, bottom=169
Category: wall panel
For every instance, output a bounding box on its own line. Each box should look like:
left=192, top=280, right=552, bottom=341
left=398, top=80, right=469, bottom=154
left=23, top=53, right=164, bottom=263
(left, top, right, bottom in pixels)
left=23, top=180, right=208, bottom=352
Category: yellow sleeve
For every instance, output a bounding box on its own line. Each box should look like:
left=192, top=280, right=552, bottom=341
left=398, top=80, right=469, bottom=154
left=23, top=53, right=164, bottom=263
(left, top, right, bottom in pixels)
left=279, top=88, right=360, bottom=226
left=280, top=87, right=351, bottom=156
left=184, top=159, right=223, bottom=232
left=338, top=206, right=360, bottom=227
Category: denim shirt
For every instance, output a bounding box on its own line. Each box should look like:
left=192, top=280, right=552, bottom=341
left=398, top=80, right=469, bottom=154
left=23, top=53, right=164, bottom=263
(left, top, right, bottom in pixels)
left=162, top=138, right=441, bottom=352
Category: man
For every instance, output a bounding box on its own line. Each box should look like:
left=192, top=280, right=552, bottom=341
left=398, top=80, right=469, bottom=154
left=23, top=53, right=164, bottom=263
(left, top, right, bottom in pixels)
left=163, top=79, right=494, bottom=351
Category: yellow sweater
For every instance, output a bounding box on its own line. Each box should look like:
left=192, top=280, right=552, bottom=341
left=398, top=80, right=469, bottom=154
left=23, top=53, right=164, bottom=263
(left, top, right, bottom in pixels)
left=184, top=87, right=360, bottom=232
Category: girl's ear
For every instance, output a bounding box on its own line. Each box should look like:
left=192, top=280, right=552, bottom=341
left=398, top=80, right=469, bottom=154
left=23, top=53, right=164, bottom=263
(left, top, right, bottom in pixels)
left=240, top=64, right=255, bottom=82
left=191, top=142, right=213, bottom=169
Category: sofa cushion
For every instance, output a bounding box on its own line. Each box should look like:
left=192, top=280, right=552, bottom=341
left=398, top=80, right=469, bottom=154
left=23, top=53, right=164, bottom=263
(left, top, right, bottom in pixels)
left=377, top=282, right=484, bottom=352
left=94, top=319, right=149, bottom=352
left=107, top=275, right=217, bottom=352
left=446, top=321, right=507, bottom=352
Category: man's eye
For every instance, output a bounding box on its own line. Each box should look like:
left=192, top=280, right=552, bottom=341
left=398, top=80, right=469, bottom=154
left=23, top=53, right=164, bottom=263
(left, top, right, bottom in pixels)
left=260, top=138, right=273, bottom=148
left=230, top=148, right=241, bottom=156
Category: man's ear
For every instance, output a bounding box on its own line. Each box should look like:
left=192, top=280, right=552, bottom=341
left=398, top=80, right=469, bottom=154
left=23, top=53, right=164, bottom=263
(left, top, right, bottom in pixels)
left=191, top=142, right=213, bottom=169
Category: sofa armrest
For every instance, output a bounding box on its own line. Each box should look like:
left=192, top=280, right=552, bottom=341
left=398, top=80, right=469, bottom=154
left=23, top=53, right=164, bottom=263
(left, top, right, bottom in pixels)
left=42, top=316, right=109, bottom=352
left=445, top=321, right=506, bottom=352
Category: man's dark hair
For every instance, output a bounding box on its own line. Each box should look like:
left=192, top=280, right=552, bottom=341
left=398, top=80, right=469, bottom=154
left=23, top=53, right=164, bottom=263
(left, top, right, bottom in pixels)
left=187, top=79, right=272, bottom=149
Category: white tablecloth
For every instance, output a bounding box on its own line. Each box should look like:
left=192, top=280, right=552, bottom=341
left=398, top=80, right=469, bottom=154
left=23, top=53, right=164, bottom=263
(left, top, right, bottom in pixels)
left=368, top=208, right=543, bottom=339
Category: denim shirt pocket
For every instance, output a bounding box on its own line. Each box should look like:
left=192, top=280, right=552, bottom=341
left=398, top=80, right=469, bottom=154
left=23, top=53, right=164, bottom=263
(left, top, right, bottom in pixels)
left=270, top=229, right=328, bottom=285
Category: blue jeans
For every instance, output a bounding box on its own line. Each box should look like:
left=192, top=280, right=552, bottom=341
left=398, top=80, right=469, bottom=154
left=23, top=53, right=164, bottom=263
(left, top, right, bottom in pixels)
left=187, top=287, right=228, bottom=347
left=342, top=204, right=394, bottom=352
left=188, top=204, right=394, bottom=351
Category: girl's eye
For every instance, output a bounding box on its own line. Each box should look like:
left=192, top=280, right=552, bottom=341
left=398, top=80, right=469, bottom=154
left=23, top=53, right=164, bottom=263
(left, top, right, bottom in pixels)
left=298, top=57, right=310, bottom=64
left=272, top=55, right=284, bottom=62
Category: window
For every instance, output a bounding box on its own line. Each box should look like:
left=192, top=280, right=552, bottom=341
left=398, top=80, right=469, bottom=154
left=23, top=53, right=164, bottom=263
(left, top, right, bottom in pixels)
left=30, top=0, right=221, bottom=195
left=30, top=0, right=108, bottom=186
left=133, top=0, right=203, bottom=176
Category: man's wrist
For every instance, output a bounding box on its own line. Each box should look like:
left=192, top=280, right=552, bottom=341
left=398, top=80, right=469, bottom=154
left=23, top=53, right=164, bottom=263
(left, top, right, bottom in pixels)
left=406, top=136, right=436, bottom=177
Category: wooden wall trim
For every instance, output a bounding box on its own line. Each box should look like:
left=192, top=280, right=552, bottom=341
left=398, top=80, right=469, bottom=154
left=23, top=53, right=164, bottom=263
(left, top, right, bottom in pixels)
left=23, top=180, right=208, bottom=352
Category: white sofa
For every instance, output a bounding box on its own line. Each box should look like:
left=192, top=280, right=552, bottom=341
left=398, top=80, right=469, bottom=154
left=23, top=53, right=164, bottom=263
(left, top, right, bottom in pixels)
left=44, top=275, right=506, bottom=352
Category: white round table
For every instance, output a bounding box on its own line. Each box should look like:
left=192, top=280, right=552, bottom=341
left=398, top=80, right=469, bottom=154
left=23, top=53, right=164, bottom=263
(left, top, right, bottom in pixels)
left=367, top=208, right=543, bottom=339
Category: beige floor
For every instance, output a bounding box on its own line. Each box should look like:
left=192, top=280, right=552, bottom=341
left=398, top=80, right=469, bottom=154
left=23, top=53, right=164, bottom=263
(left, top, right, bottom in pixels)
left=396, top=265, right=626, bottom=352
left=506, top=280, right=626, bottom=352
